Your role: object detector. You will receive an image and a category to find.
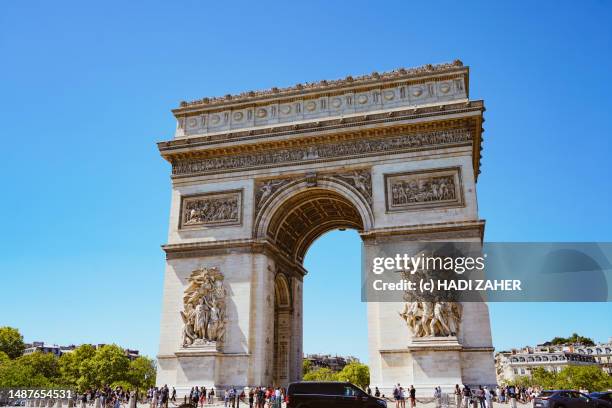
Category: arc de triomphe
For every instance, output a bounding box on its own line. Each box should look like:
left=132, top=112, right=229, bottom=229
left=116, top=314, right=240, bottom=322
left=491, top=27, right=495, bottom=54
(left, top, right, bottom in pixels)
left=156, top=61, right=496, bottom=394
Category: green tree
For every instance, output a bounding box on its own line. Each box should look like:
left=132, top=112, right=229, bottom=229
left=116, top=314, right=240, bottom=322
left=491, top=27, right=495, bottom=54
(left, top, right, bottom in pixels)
left=302, top=359, right=312, bottom=376
left=548, top=333, right=595, bottom=346
left=58, top=344, right=97, bottom=390
left=556, top=366, right=612, bottom=391
left=128, top=356, right=156, bottom=390
left=89, top=345, right=130, bottom=387
left=509, top=375, right=533, bottom=388
left=303, top=367, right=338, bottom=382
left=18, top=351, right=60, bottom=383
left=336, top=362, right=370, bottom=389
left=0, top=359, right=51, bottom=388
left=531, top=367, right=558, bottom=389
left=0, top=351, right=10, bottom=365
left=0, top=327, right=25, bottom=359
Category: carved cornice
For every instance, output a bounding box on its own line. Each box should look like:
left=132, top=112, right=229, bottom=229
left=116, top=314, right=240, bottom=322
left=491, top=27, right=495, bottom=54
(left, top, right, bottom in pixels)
left=360, top=220, right=486, bottom=243
left=175, top=60, right=466, bottom=112
left=162, top=239, right=308, bottom=277
left=167, top=118, right=480, bottom=178
left=162, top=220, right=485, bottom=269
left=160, top=101, right=483, bottom=152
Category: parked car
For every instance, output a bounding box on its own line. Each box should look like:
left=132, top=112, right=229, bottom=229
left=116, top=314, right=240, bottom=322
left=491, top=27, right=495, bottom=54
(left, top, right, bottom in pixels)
left=534, top=390, right=610, bottom=408
left=589, top=393, right=612, bottom=408
left=286, top=381, right=387, bottom=408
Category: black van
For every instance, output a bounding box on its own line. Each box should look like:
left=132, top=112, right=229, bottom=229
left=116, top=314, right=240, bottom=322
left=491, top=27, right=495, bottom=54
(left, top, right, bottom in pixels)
left=287, top=381, right=387, bottom=408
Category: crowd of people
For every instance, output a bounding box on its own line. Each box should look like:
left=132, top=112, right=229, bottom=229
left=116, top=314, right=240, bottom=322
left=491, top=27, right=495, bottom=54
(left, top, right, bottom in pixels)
left=78, top=386, right=138, bottom=408
left=144, top=386, right=286, bottom=408
left=450, top=384, right=547, bottom=408
left=146, top=386, right=171, bottom=408
left=134, top=382, right=560, bottom=408
left=392, top=384, right=417, bottom=407
left=387, top=383, right=548, bottom=408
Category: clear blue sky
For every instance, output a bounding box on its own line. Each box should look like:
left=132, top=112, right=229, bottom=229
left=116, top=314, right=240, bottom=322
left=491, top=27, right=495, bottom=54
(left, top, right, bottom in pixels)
left=1, top=1, right=610, bottom=362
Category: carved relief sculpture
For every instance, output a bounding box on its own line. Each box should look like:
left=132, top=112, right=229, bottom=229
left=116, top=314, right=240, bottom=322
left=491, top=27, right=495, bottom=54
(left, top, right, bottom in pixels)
left=172, top=129, right=472, bottom=177
left=181, top=267, right=227, bottom=348
left=180, top=190, right=242, bottom=228
left=255, top=179, right=292, bottom=211
left=400, top=301, right=462, bottom=337
left=385, top=167, right=463, bottom=211
left=334, top=170, right=372, bottom=205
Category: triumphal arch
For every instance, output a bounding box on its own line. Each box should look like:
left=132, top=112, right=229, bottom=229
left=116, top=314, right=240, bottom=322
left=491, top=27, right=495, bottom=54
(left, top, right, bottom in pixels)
left=156, top=60, right=497, bottom=394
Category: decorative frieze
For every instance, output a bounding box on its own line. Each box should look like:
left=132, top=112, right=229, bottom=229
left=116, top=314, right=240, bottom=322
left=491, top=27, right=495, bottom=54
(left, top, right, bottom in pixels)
left=173, top=129, right=471, bottom=177
left=178, top=61, right=465, bottom=109
left=180, top=190, right=242, bottom=229
left=174, top=62, right=468, bottom=138
left=384, top=167, right=464, bottom=212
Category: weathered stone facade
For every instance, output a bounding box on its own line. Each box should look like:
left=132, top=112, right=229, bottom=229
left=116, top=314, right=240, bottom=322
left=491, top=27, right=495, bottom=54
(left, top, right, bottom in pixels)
left=156, top=61, right=496, bottom=396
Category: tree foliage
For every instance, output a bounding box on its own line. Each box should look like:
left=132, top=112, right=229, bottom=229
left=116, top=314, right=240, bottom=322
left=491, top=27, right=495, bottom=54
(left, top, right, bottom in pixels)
left=336, top=362, right=370, bottom=389
left=88, top=345, right=131, bottom=387
left=128, top=356, right=156, bottom=390
left=510, top=366, right=612, bottom=391
left=303, top=367, right=338, bottom=382
left=302, top=359, right=312, bottom=376
left=0, top=357, right=51, bottom=388
left=556, top=365, right=612, bottom=391
left=0, top=327, right=26, bottom=359
left=545, top=333, right=595, bottom=346
left=301, top=360, right=371, bottom=389
left=0, top=351, right=10, bottom=365
left=19, top=352, right=61, bottom=382
left=0, top=333, right=156, bottom=392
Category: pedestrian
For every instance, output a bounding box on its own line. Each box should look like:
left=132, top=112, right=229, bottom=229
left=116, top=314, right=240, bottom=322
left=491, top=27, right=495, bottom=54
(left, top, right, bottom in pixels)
left=508, top=385, right=516, bottom=408
left=462, top=385, right=471, bottom=408
left=484, top=387, right=492, bottom=408
left=375, top=387, right=381, bottom=398
left=393, top=383, right=402, bottom=408
left=455, top=385, right=462, bottom=408
left=434, top=387, right=442, bottom=408
left=478, top=386, right=485, bottom=408
left=409, top=385, right=416, bottom=408
left=393, top=384, right=402, bottom=408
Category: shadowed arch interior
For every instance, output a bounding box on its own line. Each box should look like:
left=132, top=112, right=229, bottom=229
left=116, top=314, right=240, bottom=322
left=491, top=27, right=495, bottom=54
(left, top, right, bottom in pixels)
left=274, top=274, right=291, bottom=309
left=266, top=188, right=364, bottom=263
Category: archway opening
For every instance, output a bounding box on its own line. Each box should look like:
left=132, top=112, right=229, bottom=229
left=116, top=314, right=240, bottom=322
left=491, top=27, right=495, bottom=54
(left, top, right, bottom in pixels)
left=302, top=229, right=367, bottom=370
left=265, top=186, right=369, bottom=386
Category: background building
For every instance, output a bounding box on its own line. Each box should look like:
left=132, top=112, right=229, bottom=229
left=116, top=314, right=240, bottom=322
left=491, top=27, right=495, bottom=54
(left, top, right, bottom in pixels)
left=304, top=354, right=359, bottom=372
left=23, top=341, right=140, bottom=360
left=575, top=339, right=612, bottom=375
left=495, top=344, right=602, bottom=383
left=23, top=342, right=76, bottom=357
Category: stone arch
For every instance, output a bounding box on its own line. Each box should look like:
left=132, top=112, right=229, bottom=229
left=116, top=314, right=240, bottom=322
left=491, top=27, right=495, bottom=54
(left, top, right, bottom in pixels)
left=254, top=176, right=374, bottom=264
left=157, top=63, right=496, bottom=393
